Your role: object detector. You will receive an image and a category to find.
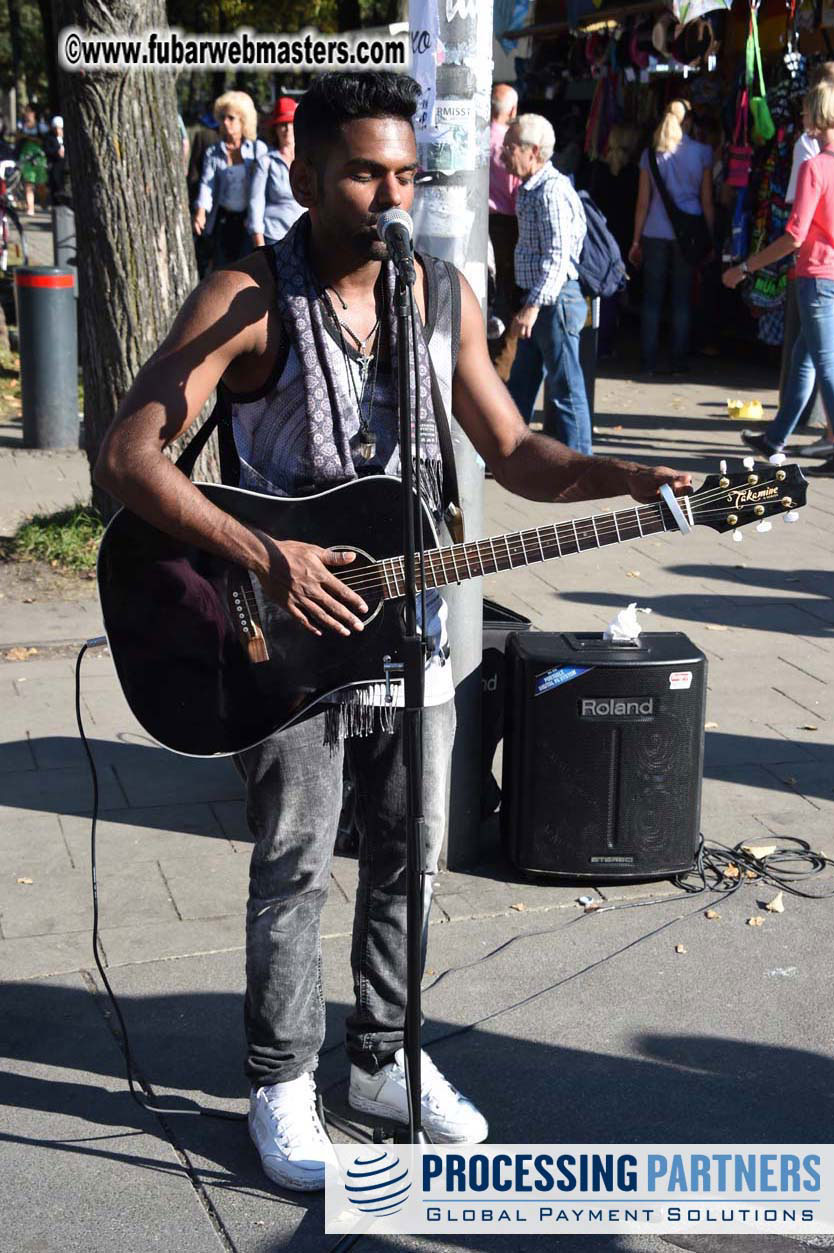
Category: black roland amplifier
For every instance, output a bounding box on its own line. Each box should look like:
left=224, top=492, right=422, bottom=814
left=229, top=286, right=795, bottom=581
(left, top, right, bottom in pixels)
left=501, top=632, right=706, bottom=880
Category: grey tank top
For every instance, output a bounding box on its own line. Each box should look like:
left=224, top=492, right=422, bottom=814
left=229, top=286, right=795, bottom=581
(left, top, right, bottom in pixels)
left=221, top=251, right=461, bottom=504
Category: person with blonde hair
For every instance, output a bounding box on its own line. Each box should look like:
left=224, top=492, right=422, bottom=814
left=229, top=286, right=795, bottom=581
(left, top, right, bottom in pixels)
left=193, top=90, right=266, bottom=270
left=724, top=78, right=834, bottom=477
left=629, top=99, right=713, bottom=374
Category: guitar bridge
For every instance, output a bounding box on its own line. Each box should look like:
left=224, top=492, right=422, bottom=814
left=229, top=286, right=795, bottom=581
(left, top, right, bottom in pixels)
left=228, top=572, right=269, bottom=664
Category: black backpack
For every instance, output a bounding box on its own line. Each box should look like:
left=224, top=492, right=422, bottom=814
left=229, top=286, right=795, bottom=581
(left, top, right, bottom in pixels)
left=575, top=190, right=627, bottom=299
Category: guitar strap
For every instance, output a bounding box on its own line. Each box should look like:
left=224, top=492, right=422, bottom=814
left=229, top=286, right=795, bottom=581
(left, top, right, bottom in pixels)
left=427, top=259, right=464, bottom=542
left=174, top=250, right=464, bottom=544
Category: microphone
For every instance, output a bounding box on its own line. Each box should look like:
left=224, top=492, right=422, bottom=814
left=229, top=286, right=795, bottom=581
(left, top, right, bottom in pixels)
left=376, top=208, right=416, bottom=286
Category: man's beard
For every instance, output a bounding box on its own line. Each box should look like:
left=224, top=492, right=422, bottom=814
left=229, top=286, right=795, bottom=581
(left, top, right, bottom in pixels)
left=350, top=228, right=388, bottom=262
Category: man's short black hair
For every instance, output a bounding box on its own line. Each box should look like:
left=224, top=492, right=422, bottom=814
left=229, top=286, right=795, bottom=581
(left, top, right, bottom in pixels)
left=294, top=72, right=421, bottom=165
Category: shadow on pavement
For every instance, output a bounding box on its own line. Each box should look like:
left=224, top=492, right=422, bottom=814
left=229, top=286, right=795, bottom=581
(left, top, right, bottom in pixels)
left=2, top=972, right=833, bottom=1252
left=557, top=591, right=833, bottom=640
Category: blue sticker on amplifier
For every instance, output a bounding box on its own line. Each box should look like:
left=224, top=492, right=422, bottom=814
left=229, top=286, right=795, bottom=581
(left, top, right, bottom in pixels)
left=534, top=665, right=591, bottom=696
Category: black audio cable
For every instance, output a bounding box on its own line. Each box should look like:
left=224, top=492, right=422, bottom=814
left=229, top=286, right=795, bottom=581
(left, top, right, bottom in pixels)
left=76, top=640, right=246, bottom=1124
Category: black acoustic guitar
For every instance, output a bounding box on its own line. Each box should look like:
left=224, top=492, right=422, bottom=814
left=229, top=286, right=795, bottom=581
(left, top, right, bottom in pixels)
left=97, top=467, right=808, bottom=757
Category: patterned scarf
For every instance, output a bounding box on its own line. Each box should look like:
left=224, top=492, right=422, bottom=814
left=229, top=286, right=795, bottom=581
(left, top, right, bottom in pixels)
left=270, top=213, right=444, bottom=516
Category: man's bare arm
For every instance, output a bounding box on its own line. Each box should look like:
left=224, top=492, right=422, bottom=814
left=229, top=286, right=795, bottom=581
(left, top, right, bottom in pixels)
left=451, top=274, right=691, bottom=504
left=94, top=258, right=368, bottom=636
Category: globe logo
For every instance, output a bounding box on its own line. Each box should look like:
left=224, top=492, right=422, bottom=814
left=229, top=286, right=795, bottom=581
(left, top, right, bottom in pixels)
left=344, top=1148, right=412, bottom=1217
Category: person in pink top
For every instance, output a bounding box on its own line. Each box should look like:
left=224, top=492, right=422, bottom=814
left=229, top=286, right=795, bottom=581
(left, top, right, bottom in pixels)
left=724, top=78, right=834, bottom=477
left=489, top=83, right=522, bottom=379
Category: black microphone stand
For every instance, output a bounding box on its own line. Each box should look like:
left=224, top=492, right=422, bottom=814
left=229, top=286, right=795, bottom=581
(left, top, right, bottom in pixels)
left=329, top=248, right=429, bottom=1252
left=392, top=257, right=429, bottom=1150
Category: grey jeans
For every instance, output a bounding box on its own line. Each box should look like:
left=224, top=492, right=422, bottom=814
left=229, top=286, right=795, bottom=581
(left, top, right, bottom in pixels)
left=236, top=698, right=456, bottom=1089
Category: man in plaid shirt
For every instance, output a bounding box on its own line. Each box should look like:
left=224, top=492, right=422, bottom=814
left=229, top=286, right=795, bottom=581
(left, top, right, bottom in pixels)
left=502, top=113, right=592, bottom=454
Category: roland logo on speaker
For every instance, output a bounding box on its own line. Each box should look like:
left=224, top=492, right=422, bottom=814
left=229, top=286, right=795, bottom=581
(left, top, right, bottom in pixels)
left=580, top=696, right=655, bottom=719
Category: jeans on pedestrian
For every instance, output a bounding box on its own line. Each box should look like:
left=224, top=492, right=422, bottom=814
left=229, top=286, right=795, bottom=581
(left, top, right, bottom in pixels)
left=767, top=277, right=834, bottom=450
left=640, top=236, right=694, bottom=372
left=236, top=698, right=456, bottom=1089
left=507, top=278, right=592, bottom=454
left=780, top=276, right=824, bottom=429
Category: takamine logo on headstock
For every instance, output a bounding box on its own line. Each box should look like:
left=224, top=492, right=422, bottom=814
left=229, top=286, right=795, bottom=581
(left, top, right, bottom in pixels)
left=726, top=484, right=780, bottom=507
left=689, top=462, right=809, bottom=535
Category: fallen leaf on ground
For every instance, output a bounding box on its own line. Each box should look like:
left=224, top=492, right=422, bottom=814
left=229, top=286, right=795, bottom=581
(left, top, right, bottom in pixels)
left=747, top=916, right=764, bottom=927
left=510, top=902, right=526, bottom=912
left=801, top=724, right=818, bottom=732
left=16, top=877, right=33, bottom=885
left=765, top=892, right=785, bottom=913
left=741, top=842, right=777, bottom=858
left=704, top=909, right=720, bottom=920
left=724, top=863, right=740, bottom=879
left=705, top=624, right=728, bottom=631
left=675, top=944, right=687, bottom=954
left=626, top=570, right=641, bottom=578
left=3, top=646, right=38, bottom=661
left=745, top=869, right=758, bottom=879
left=21, top=597, right=35, bottom=603
left=424, top=968, right=436, bottom=977
left=705, top=721, right=719, bottom=729
left=783, top=776, right=798, bottom=788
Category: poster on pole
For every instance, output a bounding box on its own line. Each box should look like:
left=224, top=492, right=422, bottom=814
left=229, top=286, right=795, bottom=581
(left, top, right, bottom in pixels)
left=410, top=0, right=440, bottom=164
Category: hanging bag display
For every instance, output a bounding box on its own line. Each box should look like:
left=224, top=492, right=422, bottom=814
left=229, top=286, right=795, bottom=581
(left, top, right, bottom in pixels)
left=726, top=89, right=754, bottom=188
left=749, top=4, right=776, bottom=145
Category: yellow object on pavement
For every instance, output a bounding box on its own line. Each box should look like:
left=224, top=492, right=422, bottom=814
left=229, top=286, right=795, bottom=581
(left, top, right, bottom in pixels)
left=727, top=398, right=764, bottom=422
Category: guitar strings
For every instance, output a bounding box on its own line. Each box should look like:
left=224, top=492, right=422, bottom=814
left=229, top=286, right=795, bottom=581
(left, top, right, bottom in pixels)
left=335, top=473, right=789, bottom=589
left=337, top=471, right=794, bottom=591
left=334, top=478, right=794, bottom=597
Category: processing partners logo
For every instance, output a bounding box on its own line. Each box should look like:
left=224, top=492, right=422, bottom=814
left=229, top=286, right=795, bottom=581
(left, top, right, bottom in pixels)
left=326, top=1145, right=834, bottom=1237
left=343, top=1148, right=412, bottom=1218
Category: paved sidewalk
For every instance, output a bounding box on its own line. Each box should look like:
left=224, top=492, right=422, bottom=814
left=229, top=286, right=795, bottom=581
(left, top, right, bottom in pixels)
left=1, top=351, right=833, bottom=1252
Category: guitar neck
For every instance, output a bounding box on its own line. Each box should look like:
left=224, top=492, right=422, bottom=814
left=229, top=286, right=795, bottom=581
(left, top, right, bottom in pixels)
left=376, top=499, right=675, bottom=599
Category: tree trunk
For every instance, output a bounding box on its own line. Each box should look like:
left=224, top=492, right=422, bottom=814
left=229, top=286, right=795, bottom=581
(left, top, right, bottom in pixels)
left=36, top=0, right=61, bottom=117
left=337, top=0, right=361, bottom=31
left=55, top=0, right=220, bottom=520
left=7, top=0, right=27, bottom=110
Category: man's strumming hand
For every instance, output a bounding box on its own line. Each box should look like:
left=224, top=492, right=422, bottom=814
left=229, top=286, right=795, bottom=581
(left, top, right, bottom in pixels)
left=253, top=536, right=368, bottom=638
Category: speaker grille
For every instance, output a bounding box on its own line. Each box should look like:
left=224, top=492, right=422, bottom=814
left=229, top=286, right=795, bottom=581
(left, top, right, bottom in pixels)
left=502, top=633, right=706, bottom=879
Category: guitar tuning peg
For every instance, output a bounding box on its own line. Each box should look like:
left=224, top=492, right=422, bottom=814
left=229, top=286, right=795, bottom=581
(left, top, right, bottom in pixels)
left=769, top=452, right=786, bottom=466
left=784, top=511, right=800, bottom=524
left=719, top=459, right=728, bottom=475
left=732, top=529, right=744, bottom=542
left=756, top=519, right=772, bottom=533
left=742, top=457, right=755, bottom=470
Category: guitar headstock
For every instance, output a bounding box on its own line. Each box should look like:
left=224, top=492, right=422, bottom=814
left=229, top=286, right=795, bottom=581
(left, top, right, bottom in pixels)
left=688, top=463, right=808, bottom=534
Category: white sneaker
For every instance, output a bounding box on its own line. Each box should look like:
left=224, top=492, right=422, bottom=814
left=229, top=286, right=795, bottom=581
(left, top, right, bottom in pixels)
left=348, top=1048, right=488, bottom=1143
left=249, top=1073, right=338, bottom=1191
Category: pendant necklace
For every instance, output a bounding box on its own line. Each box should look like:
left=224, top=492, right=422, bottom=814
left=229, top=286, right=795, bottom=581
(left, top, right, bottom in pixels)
left=321, top=286, right=382, bottom=461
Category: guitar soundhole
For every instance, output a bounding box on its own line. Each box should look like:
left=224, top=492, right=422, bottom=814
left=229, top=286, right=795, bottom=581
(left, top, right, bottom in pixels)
left=340, top=549, right=385, bottom=624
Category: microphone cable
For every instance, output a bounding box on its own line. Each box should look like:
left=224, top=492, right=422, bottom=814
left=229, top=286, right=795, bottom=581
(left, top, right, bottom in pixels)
left=76, top=640, right=246, bottom=1124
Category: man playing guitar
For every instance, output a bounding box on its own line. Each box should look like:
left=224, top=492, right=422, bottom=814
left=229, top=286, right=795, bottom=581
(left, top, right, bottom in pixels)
left=95, top=71, right=691, bottom=1192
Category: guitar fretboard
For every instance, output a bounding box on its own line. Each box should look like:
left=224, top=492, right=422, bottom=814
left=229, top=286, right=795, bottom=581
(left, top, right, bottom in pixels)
left=374, top=501, right=672, bottom=599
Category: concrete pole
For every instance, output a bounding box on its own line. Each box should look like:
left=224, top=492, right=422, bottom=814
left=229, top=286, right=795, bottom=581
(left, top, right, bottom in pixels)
left=410, top=0, right=493, bottom=868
